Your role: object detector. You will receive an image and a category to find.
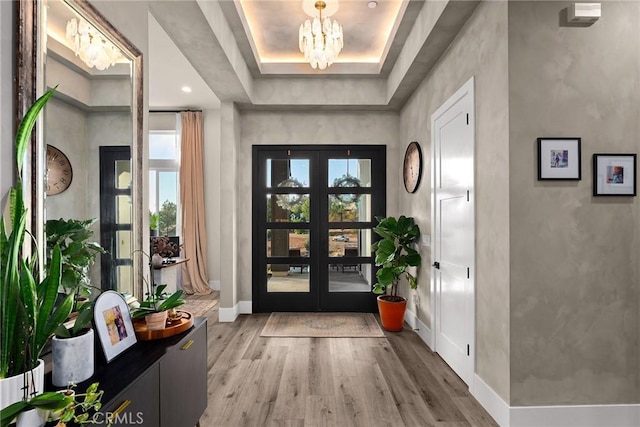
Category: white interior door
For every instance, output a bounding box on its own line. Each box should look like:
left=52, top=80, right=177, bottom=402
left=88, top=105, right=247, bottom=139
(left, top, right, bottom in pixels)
left=431, top=77, right=475, bottom=386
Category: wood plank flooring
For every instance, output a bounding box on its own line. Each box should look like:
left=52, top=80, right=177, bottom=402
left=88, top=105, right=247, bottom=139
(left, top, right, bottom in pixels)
left=184, top=294, right=497, bottom=427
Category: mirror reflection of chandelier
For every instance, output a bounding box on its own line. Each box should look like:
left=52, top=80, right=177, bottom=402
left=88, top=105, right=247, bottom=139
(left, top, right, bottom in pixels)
left=276, top=178, right=306, bottom=210
left=298, top=1, right=344, bottom=70
left=65, top=18, right=123, bottom=70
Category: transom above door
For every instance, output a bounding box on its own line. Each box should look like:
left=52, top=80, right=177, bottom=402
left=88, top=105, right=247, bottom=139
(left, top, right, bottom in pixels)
left=252, top=146, right=386, bottom=312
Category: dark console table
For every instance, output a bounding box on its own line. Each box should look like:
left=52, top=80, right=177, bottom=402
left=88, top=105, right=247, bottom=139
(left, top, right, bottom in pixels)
left=46, top=317, right=207, bottom=427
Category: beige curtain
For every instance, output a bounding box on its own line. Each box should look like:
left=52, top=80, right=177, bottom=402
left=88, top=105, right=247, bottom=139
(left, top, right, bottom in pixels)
left=179, top=111, right=211, bottom=294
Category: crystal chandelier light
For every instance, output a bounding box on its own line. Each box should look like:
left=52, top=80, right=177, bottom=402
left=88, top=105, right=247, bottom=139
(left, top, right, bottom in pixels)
left=65, top=18, right=123, bottom=70
left=298, top=1, right=344, bottom=70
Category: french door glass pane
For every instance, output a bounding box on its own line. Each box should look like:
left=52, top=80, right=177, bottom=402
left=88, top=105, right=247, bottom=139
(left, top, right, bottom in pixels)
left=117, top=265, right=133, bottom=295
left=328, top=228, right=372, bottom=257
left=116, top=195, right=132, bottom=224
left=267, top=159, right=310, bottom=188
left=116, top=230, right=132, bottom=258
left=328, top=159, right=372, bottom=187
left=115, top=160, right=131, bottom=189
left=266, top=194, right=310, bottom=222
left=328, top=194, right=371, bottom=222
left=328, top=265, right=372, bottom=292
left=267, top=264, right=310, bottom=292
left=267, top=229, right=310, bottom=257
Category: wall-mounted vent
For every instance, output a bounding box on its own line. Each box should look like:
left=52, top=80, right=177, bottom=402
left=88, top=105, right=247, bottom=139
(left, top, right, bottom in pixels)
left=568, top=3, right=601, bottom=23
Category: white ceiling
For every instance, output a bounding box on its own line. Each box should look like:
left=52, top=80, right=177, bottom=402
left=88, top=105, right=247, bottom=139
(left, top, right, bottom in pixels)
left=235, top=0, right=408, bottom=74
left=148, top=13, right=220, bottom=110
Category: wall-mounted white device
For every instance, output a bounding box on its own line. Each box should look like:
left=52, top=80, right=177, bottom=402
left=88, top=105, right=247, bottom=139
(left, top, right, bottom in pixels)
left=568, top=3, right=601, bottom=23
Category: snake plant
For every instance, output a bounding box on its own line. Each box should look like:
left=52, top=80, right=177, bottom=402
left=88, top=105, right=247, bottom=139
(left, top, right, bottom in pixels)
left=0, top=87, right=75, bottom=379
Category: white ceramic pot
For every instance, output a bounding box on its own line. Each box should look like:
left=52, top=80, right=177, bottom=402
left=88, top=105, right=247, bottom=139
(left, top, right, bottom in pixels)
left=151, top=253, right=163, bottom=269
left=145, top=311, right=168, bottom=330
left=0, top=359, right=45, bottom=412
left=16, top=408, right=48, bottom=427
left=52, top=328, right=95, bottom=387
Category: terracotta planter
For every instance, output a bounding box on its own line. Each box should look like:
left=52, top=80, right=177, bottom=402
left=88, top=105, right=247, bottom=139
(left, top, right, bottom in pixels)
left=145, top=311, right=168, bottom=330
left=377, top=295, right=407, bottom=332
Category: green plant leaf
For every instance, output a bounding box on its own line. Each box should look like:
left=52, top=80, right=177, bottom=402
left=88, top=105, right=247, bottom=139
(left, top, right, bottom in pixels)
left=372, top=283, right=386, bottom=294
left=0, top=196, right=27, bottom=377
left=374, top=238, right=395, bottom=266
left=407, top=273, right=418, bottom=290
left=15, top=88, right=57, bottom=174
left=28, top=392, right=68, bottom=410
left=72, top=303, right=94, bottom=336
left=155, top=284, right=167, bottom=296
left=34, top=246, right=74, bottom=361
left=0, top=400, right=29, bottom=427
left=376, top=267, right=396, bottom=286
left=157, top=290, right=185, bottom=312
left=404, top=252, right=422, bottom=267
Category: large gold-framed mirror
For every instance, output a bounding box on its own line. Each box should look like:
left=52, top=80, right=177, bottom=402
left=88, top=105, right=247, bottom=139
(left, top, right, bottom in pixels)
left=17, top=0, right=143, bottom=297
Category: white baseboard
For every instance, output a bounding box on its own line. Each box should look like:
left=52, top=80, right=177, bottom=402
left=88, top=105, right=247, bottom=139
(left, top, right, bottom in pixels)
left=472, top=374, right=510, bottom=426
left=471, top=374, right=640, bottom=427
left=218, top=300, right=252, bottom=322
left=510, top=403, right=640, bottom=427
left=404, top=307, right=433, bottom=350
left=208, top=280, right=220, bottom=291
left=238, top=300, right=252, bottom=314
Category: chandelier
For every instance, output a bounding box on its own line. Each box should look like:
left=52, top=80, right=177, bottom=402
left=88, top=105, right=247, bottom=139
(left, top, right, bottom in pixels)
left=65, top=18, right=123, bottom=70
left=298, top=1, right=344, bottom=70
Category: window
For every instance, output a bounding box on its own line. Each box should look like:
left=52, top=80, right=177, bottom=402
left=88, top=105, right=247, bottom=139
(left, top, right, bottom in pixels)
left=149, top=130, right=180, bottom=237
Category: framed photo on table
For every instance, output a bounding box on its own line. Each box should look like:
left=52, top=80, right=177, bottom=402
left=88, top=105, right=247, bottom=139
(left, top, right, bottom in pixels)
left=593, top=153, right=637, bottom=196
left=537, top=137, right=582, bottom=180
left=94, top=291, right=137, bottom=362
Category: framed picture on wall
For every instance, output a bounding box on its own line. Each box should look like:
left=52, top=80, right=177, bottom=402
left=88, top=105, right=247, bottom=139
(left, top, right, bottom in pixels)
left=537, top=137, right=582, bottom=180
left=593, top=153, right=637, bottom=196
left=94, top=291, right=137, bottom=362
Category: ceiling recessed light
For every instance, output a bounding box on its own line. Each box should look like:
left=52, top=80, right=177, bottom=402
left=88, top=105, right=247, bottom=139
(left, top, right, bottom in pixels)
left=367, top=1, right=378, bottom=9
left=181, top=86, right=192, bottom=93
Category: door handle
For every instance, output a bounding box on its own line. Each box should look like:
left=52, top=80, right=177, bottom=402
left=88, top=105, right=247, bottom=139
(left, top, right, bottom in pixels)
left=432, top=262, right=440, bottom=269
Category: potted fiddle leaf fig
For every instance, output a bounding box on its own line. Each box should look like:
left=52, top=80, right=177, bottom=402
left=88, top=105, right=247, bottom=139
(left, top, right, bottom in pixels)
left=0, top=87, right=76, bottom=418
left=371, top=215, right=422, bottom=331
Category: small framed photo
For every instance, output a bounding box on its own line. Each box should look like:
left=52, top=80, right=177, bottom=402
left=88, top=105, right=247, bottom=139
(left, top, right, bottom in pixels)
left=538, top=137, right=582, bottom=180
left=94, top=291, right=137, bottom=362
left=593, top=154, right=637, bottom=196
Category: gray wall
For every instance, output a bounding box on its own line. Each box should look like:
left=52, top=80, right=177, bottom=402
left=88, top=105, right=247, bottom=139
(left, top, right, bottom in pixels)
left=399, top=0, right=511, bottom=402
left=508, top=1, right=640, bottom=406
left=203, top=108, right=221, bottom=289
left=1, top=0, right=14, bottom=200
left=45, top=99, right=88, bottom=220
left=219, top=102, right=240, bottom=308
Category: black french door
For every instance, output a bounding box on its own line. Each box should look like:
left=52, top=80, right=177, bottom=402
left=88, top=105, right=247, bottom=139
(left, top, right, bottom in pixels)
left=99, top=146, right=133, bottom=294
left=252, top=146, right=386, bottom=312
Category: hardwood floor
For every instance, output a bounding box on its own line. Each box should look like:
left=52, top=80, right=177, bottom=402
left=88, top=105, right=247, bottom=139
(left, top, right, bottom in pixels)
left=185, top=294, right=497, bottom=427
